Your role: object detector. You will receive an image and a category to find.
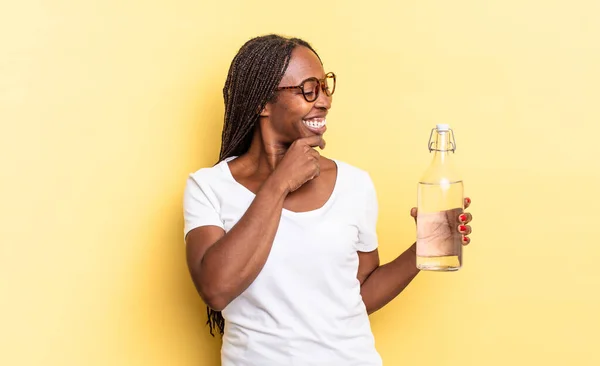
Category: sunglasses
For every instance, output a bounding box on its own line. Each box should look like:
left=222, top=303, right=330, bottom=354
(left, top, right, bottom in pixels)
left=275, top=72, right=336, bottom=102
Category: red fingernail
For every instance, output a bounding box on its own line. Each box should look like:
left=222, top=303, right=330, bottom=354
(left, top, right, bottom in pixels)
left=459, top=214, right=467, bottom=222
left=463, top=236, right=469, bottom=242
left=459, top=225, right=467, bottom=232
left=466, top=197, right=471, bottom=204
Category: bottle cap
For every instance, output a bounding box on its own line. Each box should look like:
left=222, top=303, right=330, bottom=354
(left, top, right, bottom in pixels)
left=436, top=124, right=450, bottom=132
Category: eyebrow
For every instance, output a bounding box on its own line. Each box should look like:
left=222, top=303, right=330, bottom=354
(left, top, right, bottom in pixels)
left=283, top=73, right=325, bottom=86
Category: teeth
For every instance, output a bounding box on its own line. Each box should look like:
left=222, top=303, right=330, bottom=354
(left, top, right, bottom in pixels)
left=302, top=118, right=326, bottom=129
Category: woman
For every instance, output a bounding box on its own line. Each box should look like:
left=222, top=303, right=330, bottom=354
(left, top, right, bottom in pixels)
left=183, top=34, right=473, bottom=365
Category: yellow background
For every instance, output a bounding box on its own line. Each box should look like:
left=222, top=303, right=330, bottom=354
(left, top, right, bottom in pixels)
left=2, top=0, right=599, bottom=365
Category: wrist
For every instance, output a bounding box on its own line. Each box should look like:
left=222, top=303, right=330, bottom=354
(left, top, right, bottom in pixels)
left=408, top=242, right=417, bottom=254
left=263, top=175, right=290, bottom=197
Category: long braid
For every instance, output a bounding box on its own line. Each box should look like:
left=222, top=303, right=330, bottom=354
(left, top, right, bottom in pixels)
left=205, top=34, right=321, bottom=337
left=218, top=35, right=320, bottom=162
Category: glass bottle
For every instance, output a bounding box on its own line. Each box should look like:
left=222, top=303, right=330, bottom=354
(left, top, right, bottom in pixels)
left=416, top=124, right=464, bottom=271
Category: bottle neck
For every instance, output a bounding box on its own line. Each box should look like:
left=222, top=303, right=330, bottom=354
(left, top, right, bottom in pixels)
left=420, top=128, right=460, bottom=184
left=431, top=130, right=454, bottom=161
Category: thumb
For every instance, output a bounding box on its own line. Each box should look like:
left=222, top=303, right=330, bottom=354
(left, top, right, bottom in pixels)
left=302, top=135, right=326, bottom=150
left=411, top=207, right=418, bottom=221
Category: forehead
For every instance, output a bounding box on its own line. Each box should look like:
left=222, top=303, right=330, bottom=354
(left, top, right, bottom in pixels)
left=279, top=46, right=324, bottom=85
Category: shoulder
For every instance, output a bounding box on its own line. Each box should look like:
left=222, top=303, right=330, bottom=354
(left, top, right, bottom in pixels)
left=331, top=158, right=378, bottom=204
left=189, top=163, right=221, bottom=182
left=184, top=159, right=231, bottom=200
left=187, top=159, right=230, bottom=185
left=332, top=159, right=379, bottom=221
left=333, top=159, right=375, bottom=187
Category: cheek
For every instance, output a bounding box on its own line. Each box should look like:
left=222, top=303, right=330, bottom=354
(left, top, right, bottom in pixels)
left=293, top=101, right=315, bottom=118
left=276, top=100, right=312, bottom=122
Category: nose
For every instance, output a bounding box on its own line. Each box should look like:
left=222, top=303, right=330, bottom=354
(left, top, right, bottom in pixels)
left=314, top=86, right=332, bottom=110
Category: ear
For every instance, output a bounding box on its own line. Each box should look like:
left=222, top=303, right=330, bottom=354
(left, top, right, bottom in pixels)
left=259, top=103, right=271, bottom=117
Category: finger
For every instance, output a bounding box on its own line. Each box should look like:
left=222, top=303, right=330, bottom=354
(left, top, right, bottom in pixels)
left=464, top=197, right=471, bottom=209
left=309, top=148, right=320, bottom=159
left=302, top=135, right=326, bottom=150
left=312, top=163, right=321, bottom=178
left=458, top=212, right=472, bottom=224
left=458, top=225, right=472, bottom=235
left=462, top=235, right=470, bottom=245
left=410, top=207, right=417, bottom=218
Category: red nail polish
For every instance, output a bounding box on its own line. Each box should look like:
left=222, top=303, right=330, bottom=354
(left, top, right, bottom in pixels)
left=459, top=225, right=467, bottom=232
left=463, top=236, right=469, bottom=242
left=466, top=197, right=471, bottom=204
left=459, top=214, right=467, bottom=222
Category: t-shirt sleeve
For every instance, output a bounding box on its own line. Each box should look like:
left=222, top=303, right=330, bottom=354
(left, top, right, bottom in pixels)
left=183, top=173, right=224, bottom=239
left=355, top=172, right=379, bottom=252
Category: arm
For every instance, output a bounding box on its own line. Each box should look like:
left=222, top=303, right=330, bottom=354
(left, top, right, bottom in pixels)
left=353, top=173, right=419, bottom=314
left=357, top=244, right=420, bottom=314
left=186, top=177, right=288, bottom=311
left=185, top=136, right=326, bottom=311
left=357, top=198, right=473, bottom=314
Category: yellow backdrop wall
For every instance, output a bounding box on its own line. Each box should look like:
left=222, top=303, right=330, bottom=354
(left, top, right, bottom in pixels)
left=2, top=1, right=599, bottom=365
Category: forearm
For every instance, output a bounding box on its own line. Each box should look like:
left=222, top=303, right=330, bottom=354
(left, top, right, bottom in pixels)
left=199, top=178, right=288, bottom=309
left=360, top=243, right=420, bottom=314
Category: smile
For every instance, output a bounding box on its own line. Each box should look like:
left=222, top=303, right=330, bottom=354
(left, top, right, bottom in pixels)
left=302, top=118, right=326, bottom=129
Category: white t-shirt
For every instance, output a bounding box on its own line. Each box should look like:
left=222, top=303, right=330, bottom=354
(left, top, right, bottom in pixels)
left=183, top=156, right=383, bottom=366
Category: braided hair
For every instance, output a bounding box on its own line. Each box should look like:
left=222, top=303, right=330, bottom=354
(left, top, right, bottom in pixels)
left=218, top=34, right=321, bottom=162
left=206, top=34, right=322, bottom=336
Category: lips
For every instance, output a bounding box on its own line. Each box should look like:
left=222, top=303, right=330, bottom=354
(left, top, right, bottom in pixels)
left=302, top=117, right=327, bottom=135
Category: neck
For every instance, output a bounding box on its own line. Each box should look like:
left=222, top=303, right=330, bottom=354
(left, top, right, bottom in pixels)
left=241, top=123, right=289, bottom=178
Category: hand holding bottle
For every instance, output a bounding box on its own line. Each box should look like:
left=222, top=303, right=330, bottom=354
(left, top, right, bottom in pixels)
left=411, top=197, right=473, bottom=246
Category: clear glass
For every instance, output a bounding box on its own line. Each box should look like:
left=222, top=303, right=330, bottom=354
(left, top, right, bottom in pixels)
left=416, top=126, right=464, bottom=271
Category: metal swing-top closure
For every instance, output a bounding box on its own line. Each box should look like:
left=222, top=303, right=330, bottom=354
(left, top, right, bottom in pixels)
left=428, top=124, right=457, bottom=153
